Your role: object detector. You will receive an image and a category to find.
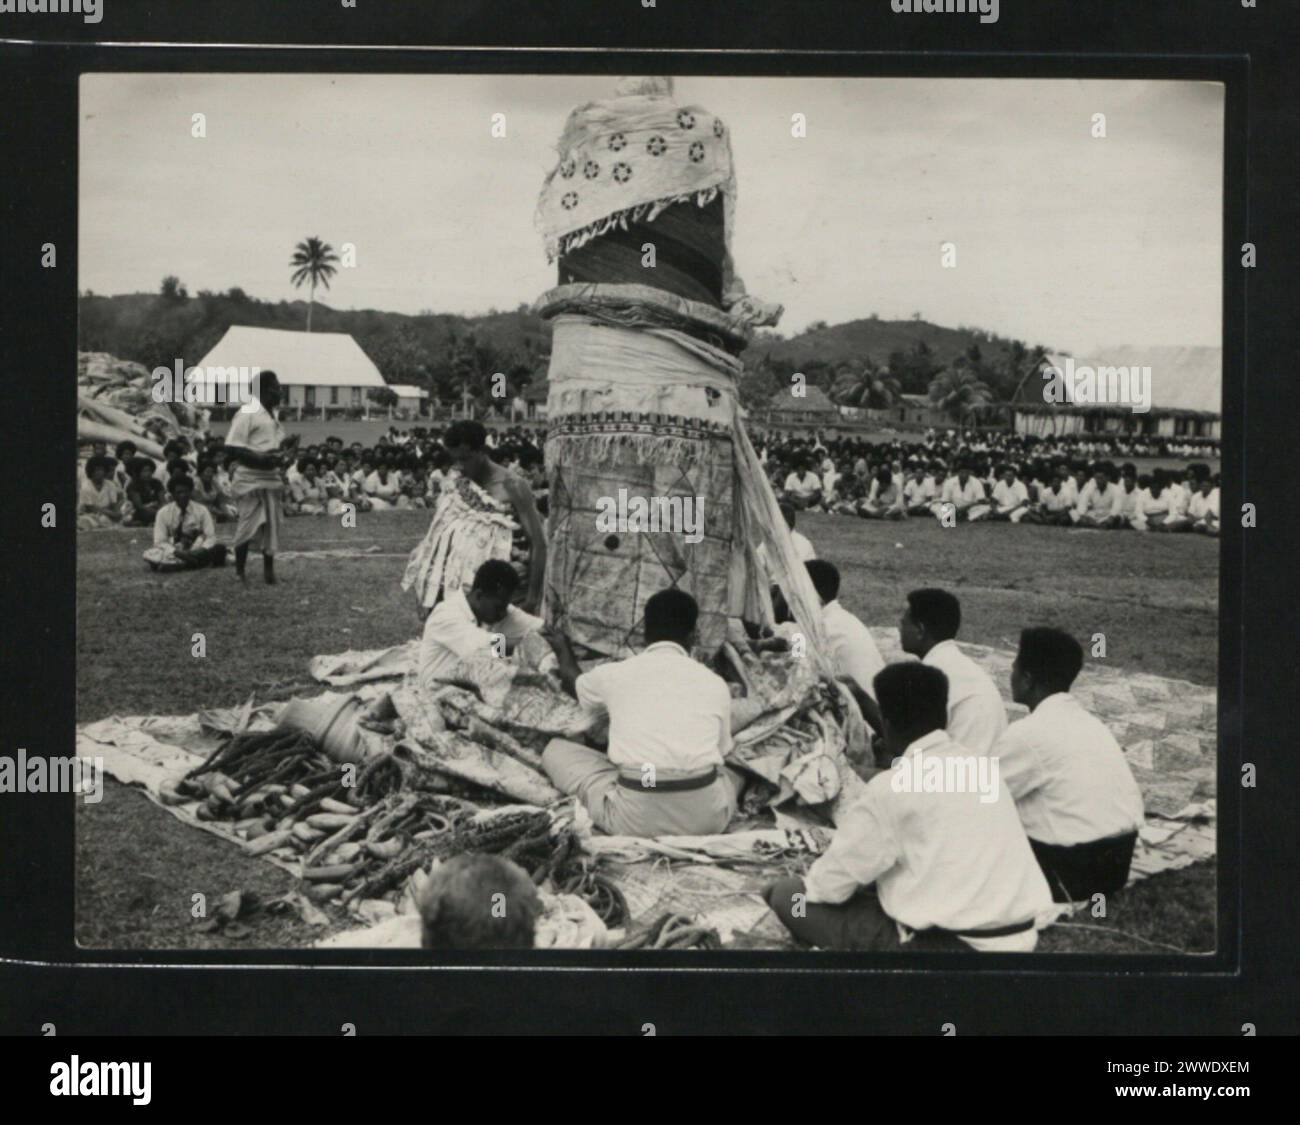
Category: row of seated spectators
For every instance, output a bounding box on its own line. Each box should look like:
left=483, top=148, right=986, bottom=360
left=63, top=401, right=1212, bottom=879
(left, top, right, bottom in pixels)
left=77, top=427, right=550, bottom=530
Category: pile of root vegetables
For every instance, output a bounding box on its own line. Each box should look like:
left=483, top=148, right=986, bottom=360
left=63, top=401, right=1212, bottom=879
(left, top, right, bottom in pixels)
left=167, top=728, right=626, bottom=924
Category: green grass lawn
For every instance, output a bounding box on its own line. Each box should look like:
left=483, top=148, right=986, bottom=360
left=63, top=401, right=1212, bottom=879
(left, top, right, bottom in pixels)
left=76, top=507, right=1218, bottom=952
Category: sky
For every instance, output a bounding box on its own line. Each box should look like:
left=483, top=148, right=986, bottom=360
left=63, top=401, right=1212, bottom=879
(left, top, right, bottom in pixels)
left=80, top=74, right=1224, bottom=356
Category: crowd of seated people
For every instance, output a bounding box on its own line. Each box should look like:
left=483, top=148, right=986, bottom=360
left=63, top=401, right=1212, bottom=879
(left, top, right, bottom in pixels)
left=760, top=429, right=1220, bottom=536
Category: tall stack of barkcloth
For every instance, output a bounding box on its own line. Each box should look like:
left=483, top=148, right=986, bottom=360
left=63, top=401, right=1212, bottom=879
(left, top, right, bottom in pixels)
left=534, top=77, right=831, bottom=667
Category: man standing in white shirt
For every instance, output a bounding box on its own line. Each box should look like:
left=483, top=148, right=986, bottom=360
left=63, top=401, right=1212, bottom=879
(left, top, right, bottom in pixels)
left=805, top=560, right=885, bottom=699
left=225, top=371, right=296, bottom=585
left=994, top=627, right=1145, bottom=901
left=542, top=588, right=742, bottom=837
left=900, top=587, right=1007, bottom=753
left=764, top=662, right=1052, bottom=951
left=418, top=559, right=543, bottom=691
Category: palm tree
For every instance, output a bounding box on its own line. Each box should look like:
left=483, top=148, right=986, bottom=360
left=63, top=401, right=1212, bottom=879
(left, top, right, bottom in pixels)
left=831, top=359, right=901, bottom=411
left=928, top=363, right=993, bottom=425
left=289, top=237, right=340, bottom=332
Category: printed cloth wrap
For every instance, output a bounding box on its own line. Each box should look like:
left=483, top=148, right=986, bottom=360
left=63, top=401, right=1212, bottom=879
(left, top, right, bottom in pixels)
left=541, top=315, right=834, bottom=681
left=535, top=76, right=778, bottom=327
left=401, top=474, right=517, bottom=610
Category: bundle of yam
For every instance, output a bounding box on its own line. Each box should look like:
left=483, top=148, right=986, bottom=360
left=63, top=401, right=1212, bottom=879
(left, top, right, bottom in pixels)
left=161, top=726, right=594, bottom=914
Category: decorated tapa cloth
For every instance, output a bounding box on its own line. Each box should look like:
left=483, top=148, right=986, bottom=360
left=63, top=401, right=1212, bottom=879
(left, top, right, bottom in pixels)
left=541, top=315, right=840, bottom=685
left=401, top=474, right=517, bottom=610
left=534, top=76, right=782, bottom=329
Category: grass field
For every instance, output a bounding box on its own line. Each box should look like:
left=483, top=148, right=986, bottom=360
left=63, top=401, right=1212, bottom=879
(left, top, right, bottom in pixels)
left=76, top=508, right=1219, bottom=952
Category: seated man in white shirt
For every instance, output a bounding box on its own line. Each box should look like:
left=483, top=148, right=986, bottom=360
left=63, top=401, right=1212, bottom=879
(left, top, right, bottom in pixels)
left=418, top=559, right=542, bottom=692
left=142, top=475, right=228, bottom=572
left=1102, top=463, right=1142, bottom=529
left=1020, top=463, right=1076, bottom=526
left=764, top=662, right=1053, bottom=951
left=1190, top=477, right=1220, bottom=536
left=988, top=465, right=1031, bottom=522
left=930, top=463, right=989, bottom=523
left=782, top=459, right=823, bottom=511
left=900, top=587, right=1007, bottom=753
left=541, top=588, right=742, bottom=838
left=805, top=560, right=885, bottom=700
left=1070, top=465, right=1119, bottom=527
left=780, top=502, right=817, bottom=562
left=902, top=465, right=938, bottom=516
left=995, top=627, right=1145, bottom=902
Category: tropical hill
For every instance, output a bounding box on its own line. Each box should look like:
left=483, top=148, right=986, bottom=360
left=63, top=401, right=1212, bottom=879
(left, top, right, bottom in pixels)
left=78, top=285, right=1052, bottom=414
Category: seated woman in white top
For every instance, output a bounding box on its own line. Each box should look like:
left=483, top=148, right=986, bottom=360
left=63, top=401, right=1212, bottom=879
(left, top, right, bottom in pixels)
left=994, top=627, right=1145, bottom=902
left=365, top=465, right=402, bottom=510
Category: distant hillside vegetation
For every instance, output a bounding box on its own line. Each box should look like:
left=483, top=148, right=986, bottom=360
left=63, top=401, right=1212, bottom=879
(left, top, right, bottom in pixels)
left=79, top=288, right=1052, bottom=411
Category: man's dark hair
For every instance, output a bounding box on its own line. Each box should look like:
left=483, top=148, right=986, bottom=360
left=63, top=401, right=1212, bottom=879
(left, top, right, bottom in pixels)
left=1016, top=627, right=1084, bottom=694
left=418, top=854, right=540, bottom=950
left=444, top=420, right=488, bottom=452
left=471, top=559, right=521, bottom=597
left=906, top=587, right=961, bottom=642
left=253, top=369, right=281, bottom=400
left=644, top=587, right=698, bottom=645
left=873, top=662, right=949, bottom=736
left=805, top=559, right=840, bottom=603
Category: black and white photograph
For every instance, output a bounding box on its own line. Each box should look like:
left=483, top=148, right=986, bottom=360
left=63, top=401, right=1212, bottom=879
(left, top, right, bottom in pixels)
left=68, top=70, right=1223, bottom=957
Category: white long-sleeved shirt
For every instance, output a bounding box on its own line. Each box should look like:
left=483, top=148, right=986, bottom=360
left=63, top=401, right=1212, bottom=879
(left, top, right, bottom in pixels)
left=1038, top=482, right=1074, bottom=512
left=822, top=600, right=885, bottom=698
left=904, top=476, right=937, bottom=506
left=418, top=588, right=542, bottom=688
left=993, top=692, right=1146, bottom=847
left=152, top=500, right=216, bottom=551
left=941, top=476, right=986, bottom=506
left=923, top=639, right=1008, bottom=754
left=784, top=471, right=822, bottom=502
left=1074, top=480, right=1116, bottom=519
left=1109, top=482, right=1141, bottom=520
left=992, top=479, right=1029, bottom=511
left=1189, top=488, right=1220, bottom=522
left=804, top=729, right=1052, bottom=951
left=576, top=642, right=732, bottom=774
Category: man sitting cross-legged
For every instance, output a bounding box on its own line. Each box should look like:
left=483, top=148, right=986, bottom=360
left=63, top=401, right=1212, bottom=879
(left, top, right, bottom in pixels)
left=764, top=662, right=1052, bottom=951
left=994, top=627, right=1145, bottom=902
left=542, top=588, right=743, bottom=838
left=142, top=474, right=228, bottom=573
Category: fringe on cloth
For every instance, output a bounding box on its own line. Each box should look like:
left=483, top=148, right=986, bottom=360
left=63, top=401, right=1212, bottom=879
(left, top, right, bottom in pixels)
left=544, top=188, right=722, bottom=263
left=544, top=415, right=731, bottom=473
left=401, top=478, right=517, bottom=609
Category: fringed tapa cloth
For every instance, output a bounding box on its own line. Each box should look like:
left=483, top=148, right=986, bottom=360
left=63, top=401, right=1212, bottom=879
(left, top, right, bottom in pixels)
left=401, top=475, right=517, bottom=611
